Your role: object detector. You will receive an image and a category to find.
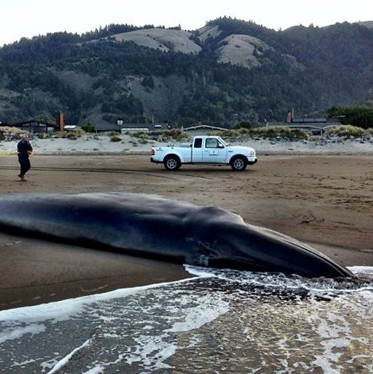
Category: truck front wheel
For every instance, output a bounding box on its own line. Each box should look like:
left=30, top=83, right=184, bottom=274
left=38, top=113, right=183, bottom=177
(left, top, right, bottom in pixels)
left=230, top=156, right=247, bottom=171
left=164, top=155, right=181, bottom=171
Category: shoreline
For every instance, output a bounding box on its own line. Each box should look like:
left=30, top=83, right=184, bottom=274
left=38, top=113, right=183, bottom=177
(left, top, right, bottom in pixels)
left=1, top=228, right=372, bottom=311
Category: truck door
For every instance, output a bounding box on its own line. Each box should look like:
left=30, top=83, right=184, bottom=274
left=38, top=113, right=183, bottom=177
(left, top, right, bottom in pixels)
left=190, top=137, right=203, bottom=162
left=202, top=138, right=227, bottom=163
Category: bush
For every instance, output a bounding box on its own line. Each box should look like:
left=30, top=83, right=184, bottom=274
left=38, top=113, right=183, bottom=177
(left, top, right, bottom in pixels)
left=249, top=127, right=308, bottom=140
left=0, top=126, right=27, bottom=140
left=72, top=128, right=85, bottom=137
left=146, top=129, right=190, bottom=141
left=234, top=121, right=252, bottom=129
left=53, top=130, right=84, bottom=139
left=327, top=106, right=373, bottom=129
left=324, top=125, right=367, bottom=138
left=168, top=129, right=189, bottom=141
left=130, top=131, right=148, bottom=138
left=36, top=132, right=48, bottom=139
left=214, top=127, right=308, bottom=141
left=110, top=135, right=121, bottom=142
left=66, top=133, right=78, bottom=140
left=81, top=123, right=95, bottom=133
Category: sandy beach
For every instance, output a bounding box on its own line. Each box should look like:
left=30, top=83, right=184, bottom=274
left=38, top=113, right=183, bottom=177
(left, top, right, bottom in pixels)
left=0, top=135, right=372, bottom=310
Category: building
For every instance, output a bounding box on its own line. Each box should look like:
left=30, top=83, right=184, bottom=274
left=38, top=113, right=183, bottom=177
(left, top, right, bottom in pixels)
left=119, top=123, right=167, bottom=133
left=182, top=124, right=228, bottom=136
left=286, top=110, right=340, bottom=135
left=10, top=119, right=58, bottom=133
left=7, top=112, right=65, bottom=134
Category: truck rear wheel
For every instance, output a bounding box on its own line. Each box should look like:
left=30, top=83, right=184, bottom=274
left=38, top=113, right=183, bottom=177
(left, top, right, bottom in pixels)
left=230, top=156, right=247, bottom=171
left=164, top=155, right=181, bottom=171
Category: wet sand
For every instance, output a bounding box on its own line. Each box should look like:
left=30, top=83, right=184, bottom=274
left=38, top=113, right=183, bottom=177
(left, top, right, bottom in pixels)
left=0, top=154, right=372, bottom=310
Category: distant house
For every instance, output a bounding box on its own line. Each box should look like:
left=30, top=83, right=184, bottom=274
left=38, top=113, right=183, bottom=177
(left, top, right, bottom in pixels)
left=182, top=124, right=228, bottom=136
left=10, top=120, right=58, bottom=133
left=119, top=123, right=167, bottom=133
left=286, top=111, right=340, bottom=135
left=93, top=122, right=124, bottom=133
left=67, top=121, right=167, bottom=133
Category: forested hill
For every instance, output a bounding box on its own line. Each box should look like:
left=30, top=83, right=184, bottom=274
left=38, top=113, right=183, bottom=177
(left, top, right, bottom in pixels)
left=0, top=17, right=372, bottom=127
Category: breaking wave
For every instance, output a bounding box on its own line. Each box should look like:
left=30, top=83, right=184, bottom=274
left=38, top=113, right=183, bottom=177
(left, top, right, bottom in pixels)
left=0, top=266, right=372, bottom=373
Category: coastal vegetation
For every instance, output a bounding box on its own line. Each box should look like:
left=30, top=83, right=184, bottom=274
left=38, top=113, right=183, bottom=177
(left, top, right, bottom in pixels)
left=324, top=124, right=373, bottom=138
left=327, top=106, right=373, bottom=129
left=1, top=125, right=372, bottom=144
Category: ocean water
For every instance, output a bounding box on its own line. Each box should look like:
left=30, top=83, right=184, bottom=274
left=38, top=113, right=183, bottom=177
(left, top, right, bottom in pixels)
left=0, top=266, right=372, bottom=374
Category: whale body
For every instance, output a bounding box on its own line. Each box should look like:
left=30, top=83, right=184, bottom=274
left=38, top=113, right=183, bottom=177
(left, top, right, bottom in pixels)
left=0, top=192, right=353, bottom=278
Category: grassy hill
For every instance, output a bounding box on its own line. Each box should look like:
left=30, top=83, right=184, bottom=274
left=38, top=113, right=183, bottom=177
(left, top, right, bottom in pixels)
left=0, top=18, right=372, bottom=127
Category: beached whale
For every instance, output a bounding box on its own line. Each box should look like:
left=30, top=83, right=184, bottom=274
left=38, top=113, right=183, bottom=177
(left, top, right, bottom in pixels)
left=0, top=192, right=353, bottom=278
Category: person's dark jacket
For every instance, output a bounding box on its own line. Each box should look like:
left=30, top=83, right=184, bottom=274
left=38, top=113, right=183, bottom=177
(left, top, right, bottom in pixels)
left=17, top=139, right=33, bottom=157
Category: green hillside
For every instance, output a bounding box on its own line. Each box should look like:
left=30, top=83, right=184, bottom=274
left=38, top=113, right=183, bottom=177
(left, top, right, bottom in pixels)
left=0, top=18, right=372, bottom=127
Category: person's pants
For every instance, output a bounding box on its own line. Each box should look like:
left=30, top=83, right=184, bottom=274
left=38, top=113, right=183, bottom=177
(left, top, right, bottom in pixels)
left=18, top=156, right=31, bottom=176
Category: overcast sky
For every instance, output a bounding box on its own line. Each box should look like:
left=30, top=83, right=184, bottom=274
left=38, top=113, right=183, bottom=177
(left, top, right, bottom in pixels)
left=0, top=0, right=371, bottom=46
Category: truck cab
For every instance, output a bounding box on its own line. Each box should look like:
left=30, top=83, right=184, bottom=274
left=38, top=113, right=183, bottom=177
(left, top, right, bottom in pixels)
left=191, top=136, right=228, bottom=163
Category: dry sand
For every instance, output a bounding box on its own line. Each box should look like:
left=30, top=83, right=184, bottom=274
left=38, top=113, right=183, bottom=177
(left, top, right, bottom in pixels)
left=0, top=150, right=372, bottom=310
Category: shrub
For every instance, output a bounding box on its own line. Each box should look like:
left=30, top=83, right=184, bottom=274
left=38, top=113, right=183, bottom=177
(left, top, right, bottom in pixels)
left=324, top=125, right=367, bottom=138
left=53, top=130, right=84, bottom=139
left=147, top=129, right=189, bottom=141
left=249, top=127, right=308, bottom=140
left=0, top=126, right=26, bottom=140
left=72, top=128, right=85, bottom=137
left=214, top=127, right=308, bottom=141
left=327, top=106, right=373, bottom=129
left=168, top=128, right=189, bottom=141
left=81, top=124, right=95, bottom=133
left=66, top=133, right=78, bottom=140
left=130, top=131, right=148, bottom=138
left=234, top=121, right=252, bottom=129
left=110, top=135, right=121, bottom=142
left=52, top=131, right=66, bottom=138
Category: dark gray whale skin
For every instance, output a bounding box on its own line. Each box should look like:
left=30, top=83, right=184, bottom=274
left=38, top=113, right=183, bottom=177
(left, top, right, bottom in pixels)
left=0, top=192, right=353, bottom=278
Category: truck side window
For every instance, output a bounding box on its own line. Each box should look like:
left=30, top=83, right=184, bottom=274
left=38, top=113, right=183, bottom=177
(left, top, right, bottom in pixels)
left=205, top=138, right=218, bottom=148
left=194, top=138, right=202, bottom=148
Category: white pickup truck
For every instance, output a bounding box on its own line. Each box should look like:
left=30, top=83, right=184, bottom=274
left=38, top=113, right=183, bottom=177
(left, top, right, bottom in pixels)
left=150, top=136, right=257, bottom=171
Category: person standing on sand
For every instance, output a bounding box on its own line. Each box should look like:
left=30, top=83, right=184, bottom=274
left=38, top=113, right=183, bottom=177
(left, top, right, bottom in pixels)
left=17, top=135, right=33, bottom=181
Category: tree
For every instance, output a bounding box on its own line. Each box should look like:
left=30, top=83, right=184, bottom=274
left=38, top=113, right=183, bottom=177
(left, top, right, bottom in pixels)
left=81, top=123, right=95, bottom=133
left=327, top=106, right=373, bottom=129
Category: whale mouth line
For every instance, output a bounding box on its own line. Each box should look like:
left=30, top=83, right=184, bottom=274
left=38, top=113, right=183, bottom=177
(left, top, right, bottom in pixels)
left=280, top=238, right=355, bottom=277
